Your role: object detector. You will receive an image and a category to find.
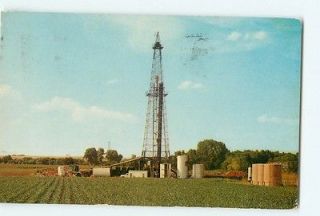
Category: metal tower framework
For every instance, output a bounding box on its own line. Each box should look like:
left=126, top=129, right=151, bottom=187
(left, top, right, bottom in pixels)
left=142, top=32, right=170, bottom=175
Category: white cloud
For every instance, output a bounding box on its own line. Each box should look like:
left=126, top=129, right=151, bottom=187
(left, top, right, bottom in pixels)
left=0, top=84, right=13, bottom=97
left=0, top=84, right=20, bottom=99
left=253, top=31, right=267, bottom=40
left=227, top=32, right=242, bottom=41
left=106, top=79, right=119, bottom=85
left=105, top=15, right=185, bottom=52
left=177, top=80, right=204, bottom=90
left=33, top=96, right=136, bottom=122
left=226, top=31, right=268, bottom=42
left=257, top=114, right=298, bottom=125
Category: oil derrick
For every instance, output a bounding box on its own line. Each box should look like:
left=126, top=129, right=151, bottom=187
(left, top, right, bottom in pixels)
left=142, top=32, right=170, bottom=177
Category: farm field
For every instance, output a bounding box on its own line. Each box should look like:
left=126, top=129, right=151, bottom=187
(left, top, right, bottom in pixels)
left=0, top=164, right=58, bottom=176
left=0, top=176, right=298, bottom=209
left=0, top=164, right=90, bottom=176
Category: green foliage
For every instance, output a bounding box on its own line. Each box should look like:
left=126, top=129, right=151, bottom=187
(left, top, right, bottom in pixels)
left=63, top=157, right=75, bottom=165
left=97, top=148, right=105, bottom=165
left=186, top=149, right=199, bottom=169
left=1, top=155, right=13, bottom=163
left=83, top=148, right=98, bottom=165
left=269, top=152, right=299, bottom=172
left=105, top=150, right=122, bottom=165
left=0, top=177, right=298, bottom=209
left=222, top=150, right=299, bottom=172
left=222, top=153, right=250, bottom=171
left=196, top=139, right=229, bottom=169
left=36, top=157, right=50, bottom=165
left=0, top=156, right=85, bottom=165
left=174, top=150, right=186, bottom=156
left=167, top=155, right=178, bottom=169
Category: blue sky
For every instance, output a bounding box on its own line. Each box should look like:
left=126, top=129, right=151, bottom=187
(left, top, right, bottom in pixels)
left=0, top=12, right=301, bottom=157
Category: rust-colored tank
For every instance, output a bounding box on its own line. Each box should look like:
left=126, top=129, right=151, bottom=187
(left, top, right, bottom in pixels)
left=264, top=163, right=282, bottom=186
left=257, top=164, right=265, bottom=185
left=264, top=164, right=271, bottom=185
left=251, top=164, right=259, bottom=185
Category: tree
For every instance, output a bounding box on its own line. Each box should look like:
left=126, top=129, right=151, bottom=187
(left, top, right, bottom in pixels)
left=105, top=150, right=122, bottom=164
left=2, top=155, right=13, bottom=163
left=36, top=157, right=50, bottom=165
left=196, top=139, right=229, bottom=169
left=186, top=149, right=199, bottom=169
left=248, top=150, right=275, bottom=164
left=174, top=150, right=186, bottom=156
left=220, top=150, right=299, bottom=173
left=84, top=148, right=98, bottom=165
left=269, top=152, right=299, bottom=172
left=63, top=157, right=75, bottom=165
left=222, top=152, right=250, bottom=171
left=97, top=148, right=105, bottom=165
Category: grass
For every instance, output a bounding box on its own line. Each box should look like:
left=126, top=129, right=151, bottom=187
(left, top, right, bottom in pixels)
left=0, top=176, right=298, bottom=209
left=0, top=164, right=92, bottom=176
left=0, top=164, right=58, bottom=176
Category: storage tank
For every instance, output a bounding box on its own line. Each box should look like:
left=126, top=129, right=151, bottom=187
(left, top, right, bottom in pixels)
left=257, top=164, right=265, bottom=185
left=247, top=167, right=252, bottom=182
left=177, top=155, right=188, bottom=179
left=58, top=166, right=65, bottom=176
left=92, top=167, right=111, bottom=177
left=264, top=163, right=282, bottom=186
left=192, top=164, right=204, bottom=178
left=251, top=164, right=258, bottom=185
left=160, top=163, right=171, bottom=178
left=263, top=164, right=271, bottom=185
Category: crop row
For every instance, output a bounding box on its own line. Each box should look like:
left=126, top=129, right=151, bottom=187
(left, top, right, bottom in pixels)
left=0, top=177, right=298, bottom=209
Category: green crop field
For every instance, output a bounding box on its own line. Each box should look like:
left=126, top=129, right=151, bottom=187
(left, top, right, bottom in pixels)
left=0, top=176, right=298, bottom=209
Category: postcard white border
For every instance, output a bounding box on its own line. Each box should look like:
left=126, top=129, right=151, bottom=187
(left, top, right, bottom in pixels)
left=0, top=0, right=319, bottom=216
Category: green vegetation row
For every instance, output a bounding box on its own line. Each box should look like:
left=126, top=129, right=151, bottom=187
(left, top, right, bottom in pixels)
left=0, top=139, right=299, bottom=173
left=170, top=139, right=298, bottom=173
left=0, top=176, right=298, bottom=209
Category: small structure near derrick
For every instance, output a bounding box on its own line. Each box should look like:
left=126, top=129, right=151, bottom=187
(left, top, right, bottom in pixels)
left=127, top=170, right=148, bottom=178
left=58, top=166, right=65, bottom=176
left=160, top=163, right=171, bottom=178
left=57, top=165, right=81, bottom=177
left=247, top=167, right=252, bottom=182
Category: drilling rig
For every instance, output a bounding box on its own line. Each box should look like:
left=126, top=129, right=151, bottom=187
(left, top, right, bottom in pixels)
left=141, top=32, right=170, bottom=177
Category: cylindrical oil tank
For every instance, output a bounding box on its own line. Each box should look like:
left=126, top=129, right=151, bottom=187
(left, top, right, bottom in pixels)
left=263, top=164, right=271, bottom=185
left=251, top=164, right=258, bottom=185
left=192, top=164, right=204, bottom=178
left=257, top=164, right=265, bottom=185
left=177, top=155, right=188, bottom=179
left=58, top=166, right=65, bottom=176
left=93, top=167, right=111, bottom=177
left=264, top=163, right=282, bottom=186
left=247, top=167, right=252, bottom=182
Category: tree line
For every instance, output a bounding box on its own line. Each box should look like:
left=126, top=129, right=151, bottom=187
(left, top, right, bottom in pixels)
left=0, top=139, right=299, bottom=173
left=0, top=155, right=84, bottom=165
left=171, top=139, right=299, bottom=173
left=83, top=147, right=123, bottom=165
